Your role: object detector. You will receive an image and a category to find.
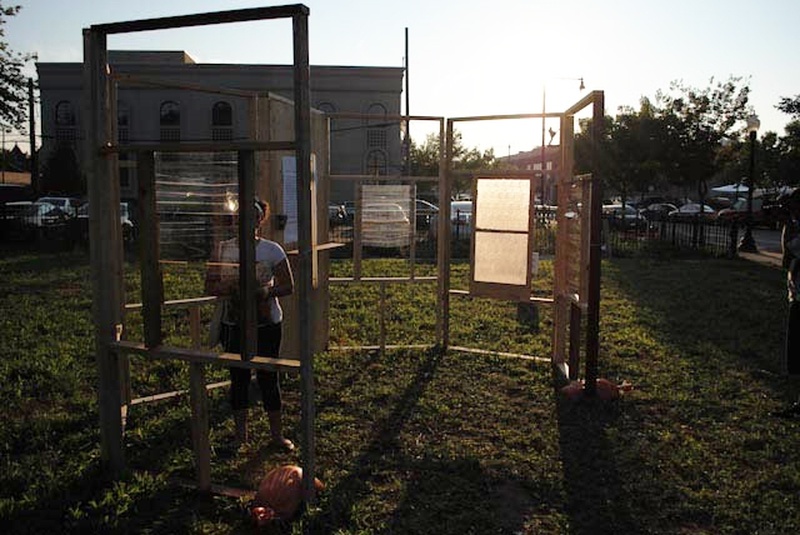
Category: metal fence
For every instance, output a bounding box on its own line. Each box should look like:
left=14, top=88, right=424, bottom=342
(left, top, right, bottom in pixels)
left=603, top=215, right=739, bottom=258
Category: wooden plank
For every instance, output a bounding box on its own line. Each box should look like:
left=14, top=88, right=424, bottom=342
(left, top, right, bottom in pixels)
left=330, top=276, right=437, bottom=284
left=125, top=295, right=217, bottom=311
left=91, top=5, right=308, bottom=34
left=110, top=341, right=302, bottom=372
left=329, top=344, right=431, bottom=351
left=188, top=306, right=211, bottom=492
left=137, top=151, right=162, bottom=348
left=379, top=282, right=387, bottom=356
left=568, top=301, right=581, bottom=381
left=329, top=173, right=439, bottom=183
left=129, top=380, right=230, bottom=406
left=449, top=345, right=550, bottom=364
left=105, top=140, right=296, bottom=154
left=327, top=112, right=444, bottom=122
left=292, top=11, right=317, bottom=502
left=84, top=28, right=125, bottom=476
left=438, top=120, right=452, bottom=350
left=238, top=151, right=257, bottom=361
left=449, top=112, right=562, bottom=122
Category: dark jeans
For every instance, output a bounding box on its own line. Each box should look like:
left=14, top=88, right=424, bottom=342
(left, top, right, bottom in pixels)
left=221, top=322, right=282, bottom=411
left=788, top=300, right=800, bottom=376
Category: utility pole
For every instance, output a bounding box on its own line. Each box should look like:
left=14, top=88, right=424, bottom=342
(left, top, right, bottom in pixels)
left=404, top=27, right=410, bottom=176
left=29, top=78, right=38, bottom=194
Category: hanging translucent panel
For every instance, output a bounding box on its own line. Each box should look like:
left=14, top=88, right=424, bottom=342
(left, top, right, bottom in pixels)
left=361, top=184, right=412, bottom=249
left=475, top=178, right=530, bottom=232
left=473, top=231, right=529, bottom=285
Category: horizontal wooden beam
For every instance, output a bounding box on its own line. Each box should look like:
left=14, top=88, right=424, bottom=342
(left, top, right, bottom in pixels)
left=330, top=276, right=437, bottom=284
left=448, top=289, right=554, bottom=304
left=129, top=380, right=230, bottom=406
left=449, top=112, right=562, bottom=122
left=91, top=4, right=308, bottom=34
left=103, top=140, right=295, bottom=154
left=449, top=345, right=550, bottom=363
left=327, top=112, right=444, bottom=122
left=329, top=344, right=432, bottom=351
left=111, top=340, right=301, bottom=373
left=328, top=174, right=438, bottom=183
left=125, top=295, right=218, bottom=311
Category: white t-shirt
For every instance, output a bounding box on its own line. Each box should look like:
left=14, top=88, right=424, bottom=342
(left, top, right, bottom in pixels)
left=217, top=237, right=289, bottom=325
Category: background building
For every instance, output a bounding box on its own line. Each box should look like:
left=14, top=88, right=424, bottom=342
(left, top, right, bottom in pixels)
left=36, top=50, right=404, bottom=204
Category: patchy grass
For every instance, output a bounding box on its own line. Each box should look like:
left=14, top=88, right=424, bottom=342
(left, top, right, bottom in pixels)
left=1, top=250, right=799, bottom=534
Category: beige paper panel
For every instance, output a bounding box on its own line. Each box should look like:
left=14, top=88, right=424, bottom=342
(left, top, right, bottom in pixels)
left=475, top=178, right=530, bottom=232
left=473, top=231, right=528, bottom=285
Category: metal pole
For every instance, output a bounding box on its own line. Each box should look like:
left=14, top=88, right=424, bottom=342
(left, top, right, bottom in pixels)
left=738, top=129, right=758, bottom=253
left=540, top=85, right=546, bottom=205
left=404, top=27, right=410, bottom=176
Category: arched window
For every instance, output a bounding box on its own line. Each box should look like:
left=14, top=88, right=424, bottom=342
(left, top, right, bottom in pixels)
left=365, top=149, right=387, bottom=176
left=366, top=103, right=387, bottom=149
left=212, top=101, right=233, bottom=141
left=117, top=101, right=130, bottom=143
left=160, top=101, right=180, bottom=142
left=55, top=101, right=75, bottom=126
left=55, top=101, right=77, bottom=143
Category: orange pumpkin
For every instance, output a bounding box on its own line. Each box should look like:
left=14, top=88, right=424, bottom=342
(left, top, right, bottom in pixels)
left=252, top=465, right=325, bottom=522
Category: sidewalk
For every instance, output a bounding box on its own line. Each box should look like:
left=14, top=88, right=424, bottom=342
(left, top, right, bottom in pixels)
left=738, top=250, right=783, bottom=268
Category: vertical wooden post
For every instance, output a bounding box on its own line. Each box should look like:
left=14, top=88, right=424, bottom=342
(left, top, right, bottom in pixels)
left=437, top=119, right=452, bottom=350
left=409, top=183, right=417, bottom=279
left=188, top=305, right=211, bottom=492
left=552, top=115, right=573, bottom=371
left=379, top=281, right=387, bottom=357
left=568, top=301, right=581, bottom=381
left=238, top=150, right=258, bottom=361
left=585, top=92, right=605, bottom=396
left=353, top=183, right=363, bottom=280
left=138, top=151, right=163, bottom=348
left=292, top=8, right=317, bottom=502
left=83, top=27, right=125, bottom=476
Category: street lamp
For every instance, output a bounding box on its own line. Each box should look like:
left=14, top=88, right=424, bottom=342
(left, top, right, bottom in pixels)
left=541, top=77, right=584, bottom=204
left=738, top=114, right=760, bottom=253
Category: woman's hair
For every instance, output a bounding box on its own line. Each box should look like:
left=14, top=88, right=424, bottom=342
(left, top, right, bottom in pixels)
left=255, top=197, right=270, bottom=223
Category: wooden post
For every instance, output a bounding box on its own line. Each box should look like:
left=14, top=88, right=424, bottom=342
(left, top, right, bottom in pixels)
left=379, top=281, right=387, bottom=357
left=83, top=28, right=125, bottom=476
left=188, top=305, right=211, bottom=492
left=138, top=151, right=163, bottom=348
left=292, top=9, right=317, bottom=502
left=353, top=183, right=363, bottom=280
left=437, top=119, right=452, bottom=350
left=568, top=301, right=581, bottom=380
left=238, top=150, right=258, bottom=361
left=585, top=92, right=605, bottom=396
left=409, top=183, right=417, bottom=279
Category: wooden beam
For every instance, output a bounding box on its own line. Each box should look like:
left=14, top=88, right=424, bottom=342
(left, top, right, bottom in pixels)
left=292, top=11, right=317, bottom=502
left=84, top=28, right=125, bottom=476
left=238, top=151, right=258, bottom=361
left=110, top=341, right=302, bottom=373
left=91, top=4, right=308, bottom=34
left=105, top=140, right=296, bottom=154
left=188, top=307, right=211, bottom=492
left=438, top=119, right=452, bottom=350
left=137, top=151, right=163, bottom=348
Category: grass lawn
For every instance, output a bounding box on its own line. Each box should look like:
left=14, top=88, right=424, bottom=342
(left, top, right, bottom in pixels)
left=1, top=249, right=799, bottom=534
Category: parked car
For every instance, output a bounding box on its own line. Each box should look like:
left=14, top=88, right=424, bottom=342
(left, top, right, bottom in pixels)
left=667, top=203, right=716, bottom=220
left=428, top=200, right=473, bottom=240
left=76, top=202, right=136, bottom=242
left=328, top=203, right=348, bottom=227
left=24, top=201, right=68, bottom=227
left=361, top=202, right=411, bottom=248
left=36, top=196, right=81, bottom=217
left=414, top=198, right=438, bottom=229
left=602, top=203, right=647, bottom=230
left=639, top=202, right=678, bottom=221
left=716, top=197, right=781, bottom=229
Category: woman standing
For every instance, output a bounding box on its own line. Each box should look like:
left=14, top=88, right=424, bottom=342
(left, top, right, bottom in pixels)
left=775, top=190, right=800, bottom=418
left=206, top=198, right=295, bottom=449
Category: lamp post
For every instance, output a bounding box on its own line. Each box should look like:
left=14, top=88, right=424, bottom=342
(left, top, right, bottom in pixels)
left=541, top=77, right=584, bottom=205
left=738, top=114, right=760, bottom=253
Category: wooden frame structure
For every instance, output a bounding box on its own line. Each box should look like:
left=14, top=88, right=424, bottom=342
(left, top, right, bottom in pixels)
left=83, top=4, right=319, bottom=497
left=441, top=92, right=605, bottom=388
left=325, top=94, right=605, bottom=389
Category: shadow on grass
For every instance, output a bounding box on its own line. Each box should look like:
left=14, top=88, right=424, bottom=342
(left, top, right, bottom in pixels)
left=555, top=395, right=637, bottom=534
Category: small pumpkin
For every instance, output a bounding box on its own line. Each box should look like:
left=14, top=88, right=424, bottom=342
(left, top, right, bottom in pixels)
left=252, top=465, right=325, bottom=523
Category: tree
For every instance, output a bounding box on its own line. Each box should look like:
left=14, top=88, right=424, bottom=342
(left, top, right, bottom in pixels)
left=0, top=4, right=36, bottom=130
left=409, top=131, right=498, bottom=198
left=40, top=143, right=83, bottom=195
left=655, top=76, right=751, bottom=202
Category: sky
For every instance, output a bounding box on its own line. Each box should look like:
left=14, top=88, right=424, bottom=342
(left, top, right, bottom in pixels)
left=5, top=0, right=800, bottom=157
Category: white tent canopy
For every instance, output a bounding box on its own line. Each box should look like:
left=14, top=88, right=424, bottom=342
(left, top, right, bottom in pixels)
left=711, top=183, right=749, bottom=194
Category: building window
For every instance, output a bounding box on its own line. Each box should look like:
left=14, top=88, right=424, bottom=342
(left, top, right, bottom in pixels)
left=160, top=101, right=181, bottom=142
left=365, top=149, right=387, bottom=176
left=211, top=101, right=233, bottom=142
left=366, top=103, right=387, bottom=150
left=117, top=101, right=130, bottom=144
left=55, top=101, right=77, bottom=143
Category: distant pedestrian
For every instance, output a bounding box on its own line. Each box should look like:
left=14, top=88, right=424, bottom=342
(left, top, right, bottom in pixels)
left=774, top=189, right=800, bottom=417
